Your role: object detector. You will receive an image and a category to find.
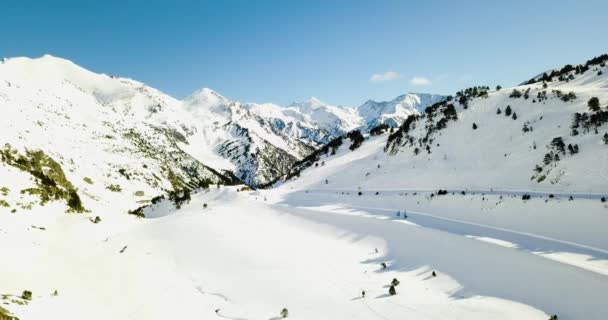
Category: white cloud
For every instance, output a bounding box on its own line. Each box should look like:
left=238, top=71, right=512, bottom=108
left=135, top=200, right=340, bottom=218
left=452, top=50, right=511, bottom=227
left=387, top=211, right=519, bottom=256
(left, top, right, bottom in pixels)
left=370, top=71, right=401, bottom=83
left=410, top=77, right=432, bottom=86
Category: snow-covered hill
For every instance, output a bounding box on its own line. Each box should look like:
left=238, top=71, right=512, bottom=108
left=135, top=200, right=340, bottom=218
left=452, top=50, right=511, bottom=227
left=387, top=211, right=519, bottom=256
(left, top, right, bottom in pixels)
left=273, top=54, right=608, bottom=194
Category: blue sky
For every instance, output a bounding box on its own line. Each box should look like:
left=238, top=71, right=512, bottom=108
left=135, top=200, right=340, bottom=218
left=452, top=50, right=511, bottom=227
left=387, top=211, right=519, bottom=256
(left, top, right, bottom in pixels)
left=1, top=0, right=607, bottom=106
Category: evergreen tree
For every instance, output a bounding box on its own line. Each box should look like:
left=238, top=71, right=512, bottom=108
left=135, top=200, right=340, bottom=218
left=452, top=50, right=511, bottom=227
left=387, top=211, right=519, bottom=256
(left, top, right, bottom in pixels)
left=603, top=133, right=608, bottom=144
left=280, top=308, right=289, bottom=318
left=391, top=278, right=400, bottom=286
left=509, top=89, right=522, bottom=98
left=472, top=123, right=478, bottom=130
left=512, top=112, right=517, bottom=120
left=588, top=97, right=600, bottom=111
left=496, top=85, right=502, bottom=91
left=21, top=291, right=32, bottom=301
left=505, top=105, right=512, bottom=116
left=496, top=108, right=502, bottom=115
left=389, top=285, right=397, bottom=295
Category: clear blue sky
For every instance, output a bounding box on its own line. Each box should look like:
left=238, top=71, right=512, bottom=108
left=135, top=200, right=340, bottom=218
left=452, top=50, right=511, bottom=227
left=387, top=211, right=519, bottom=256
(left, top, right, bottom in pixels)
left=1, top=0, right=607, bottom=106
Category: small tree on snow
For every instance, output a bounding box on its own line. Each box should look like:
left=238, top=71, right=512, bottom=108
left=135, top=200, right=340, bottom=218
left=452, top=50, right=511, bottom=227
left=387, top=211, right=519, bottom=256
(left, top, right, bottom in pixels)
left=472, top=123, right=478, bottom=130
left=391, top=278, right=400, bottom=286
left=280, top=308, right=289, bottom=318
left=21, top=290, right=32, bottom=301
left=588, top=97, right=600, bottom=112
left=388, top=285, right=397, bottom=295
left=603, top=133, right=608, bottom=144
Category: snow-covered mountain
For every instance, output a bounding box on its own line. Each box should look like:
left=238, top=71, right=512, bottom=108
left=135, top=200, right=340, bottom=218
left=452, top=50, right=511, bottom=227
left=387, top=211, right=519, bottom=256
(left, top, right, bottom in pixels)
left=249, top=94, right=447, bottom=145
left=0, top=54, right=444, bottom=216
left=358, top=93, right=446, bottom=129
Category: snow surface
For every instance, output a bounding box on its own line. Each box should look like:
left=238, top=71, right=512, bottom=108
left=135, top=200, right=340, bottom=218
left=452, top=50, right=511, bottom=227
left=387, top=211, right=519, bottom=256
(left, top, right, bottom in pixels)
left=0, top=187, right=551, bottom=320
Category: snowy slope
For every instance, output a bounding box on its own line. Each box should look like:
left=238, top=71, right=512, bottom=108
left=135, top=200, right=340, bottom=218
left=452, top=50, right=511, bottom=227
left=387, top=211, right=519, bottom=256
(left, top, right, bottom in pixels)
left=0, top=55, right=236, bottom=217
left=0, top=187, right=550, bottom=320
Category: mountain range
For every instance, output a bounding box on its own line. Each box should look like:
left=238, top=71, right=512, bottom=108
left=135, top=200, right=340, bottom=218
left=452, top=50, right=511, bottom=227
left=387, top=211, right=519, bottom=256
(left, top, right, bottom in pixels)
left=0, top=54, right=444, bottom=191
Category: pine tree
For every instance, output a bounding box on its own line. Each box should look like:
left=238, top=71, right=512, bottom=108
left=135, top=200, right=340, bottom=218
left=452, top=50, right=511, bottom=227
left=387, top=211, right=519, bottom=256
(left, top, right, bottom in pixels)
left=389, top=285, right=397, bottom=295
left=603, top=133, right=608, bottom=144
left=512, top=112, right=517, bottom=120
left=472, top=123, right=478, bottom=130
left=505, top=105, right=512, bottom=116
left=509, top=89, right=522, bottom=98
left=280, top=308, right=289, bottom=318
left=496, top=108, right=502, bottom=115
left=391, top=278, right=400, bottom=286
left=588, top=97, right=600, bottom=111
left=21, top=290, right=32, bottom=301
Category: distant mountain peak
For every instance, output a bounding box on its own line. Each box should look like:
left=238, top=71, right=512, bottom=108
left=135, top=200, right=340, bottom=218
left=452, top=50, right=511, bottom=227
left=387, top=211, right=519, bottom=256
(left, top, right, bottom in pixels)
left=184, top=87, right=230, bottom=110
left=358, top=92, right=447, bottom=129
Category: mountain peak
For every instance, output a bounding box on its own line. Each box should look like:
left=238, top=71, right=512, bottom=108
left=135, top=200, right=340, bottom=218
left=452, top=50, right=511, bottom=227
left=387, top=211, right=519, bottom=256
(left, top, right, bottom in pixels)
left=289, top=97, right=327, bottom=110
left=184, top=87, right=229, bottom=107
left=306, top=97, right=322, bottom=104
